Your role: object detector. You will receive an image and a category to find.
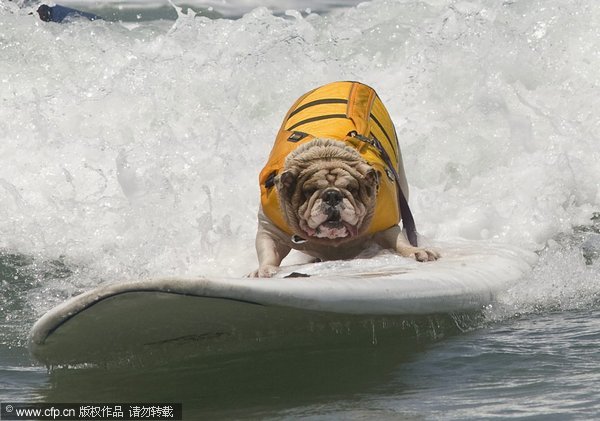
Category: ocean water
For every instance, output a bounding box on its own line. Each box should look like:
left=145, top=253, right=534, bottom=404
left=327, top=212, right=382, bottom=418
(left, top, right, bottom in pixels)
left=1, top=0, right=600, bottom=419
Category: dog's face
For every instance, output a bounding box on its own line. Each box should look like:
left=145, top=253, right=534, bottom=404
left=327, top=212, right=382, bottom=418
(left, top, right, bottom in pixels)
left=276, top=139, right=379, bottom=244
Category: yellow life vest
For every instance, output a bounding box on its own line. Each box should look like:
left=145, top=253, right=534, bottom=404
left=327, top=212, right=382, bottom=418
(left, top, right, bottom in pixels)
left=259, top=81, right=416, bottom=244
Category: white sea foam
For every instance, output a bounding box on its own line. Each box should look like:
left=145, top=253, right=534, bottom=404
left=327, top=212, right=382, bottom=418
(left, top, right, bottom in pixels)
left=1, top=0, right=599, bottom=313
left=57, top=0, right=364, bottom=18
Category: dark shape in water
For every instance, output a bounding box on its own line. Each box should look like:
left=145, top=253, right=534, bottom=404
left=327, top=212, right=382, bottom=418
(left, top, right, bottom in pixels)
left=37, top=4, right=102, bottom=23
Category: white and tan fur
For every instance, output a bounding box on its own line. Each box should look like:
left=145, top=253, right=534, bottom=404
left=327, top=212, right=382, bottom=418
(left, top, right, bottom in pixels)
left=251, top=139, right=438, bottom=277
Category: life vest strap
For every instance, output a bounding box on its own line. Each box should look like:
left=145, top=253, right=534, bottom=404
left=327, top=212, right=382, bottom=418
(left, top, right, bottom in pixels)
left=348, top=132, right=419, bottom=247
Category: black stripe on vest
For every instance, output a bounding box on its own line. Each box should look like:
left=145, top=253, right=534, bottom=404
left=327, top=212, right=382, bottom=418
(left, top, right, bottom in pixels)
left=287, top=114, right=348, bottom=132
left=369, top=113, right=398, bottom=158
left=287, top=98, right=348, bottom=120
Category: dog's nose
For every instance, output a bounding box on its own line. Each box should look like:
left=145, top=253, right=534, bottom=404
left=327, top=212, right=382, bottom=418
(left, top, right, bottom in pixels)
left=322, top=189, right=343, bottom=206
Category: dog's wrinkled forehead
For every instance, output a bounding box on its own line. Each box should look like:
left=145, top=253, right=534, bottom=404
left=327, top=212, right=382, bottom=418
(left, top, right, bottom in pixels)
left=284, top=138, right=363, bottom=167
left=276, top=138, right=380, bottom=199
left=283, top=140, right=366, bottom=179
left=299, top=166, right=358, bottom=188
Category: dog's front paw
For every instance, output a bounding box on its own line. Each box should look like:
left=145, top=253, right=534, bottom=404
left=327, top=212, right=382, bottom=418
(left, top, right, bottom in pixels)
left=248, top=265, right=279, bottom=278
left=414, top=247, right=440, bottom=262
left=399, top=246, right=440, bottom=262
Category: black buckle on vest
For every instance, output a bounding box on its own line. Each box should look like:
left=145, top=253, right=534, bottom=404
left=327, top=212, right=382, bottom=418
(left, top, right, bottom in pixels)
left=291, top=235, right=307, bottom=244
left=288, top=131, right=308, bottom=142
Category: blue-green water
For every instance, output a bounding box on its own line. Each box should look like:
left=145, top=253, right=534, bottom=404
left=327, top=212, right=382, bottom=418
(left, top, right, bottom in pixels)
left=2, top=0, right=600, bottom=418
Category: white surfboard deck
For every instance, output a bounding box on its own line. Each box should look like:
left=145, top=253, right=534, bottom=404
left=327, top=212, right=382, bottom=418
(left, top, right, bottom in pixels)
left=29, top=241, right=536, bottom=365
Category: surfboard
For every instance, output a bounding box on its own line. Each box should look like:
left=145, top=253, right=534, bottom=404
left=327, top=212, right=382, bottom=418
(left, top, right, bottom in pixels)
left=29, top=241, right=536, bottom=366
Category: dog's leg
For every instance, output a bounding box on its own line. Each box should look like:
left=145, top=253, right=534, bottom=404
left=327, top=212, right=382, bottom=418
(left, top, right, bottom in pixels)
left=374, top=225, right=440, bottom=262
left=250, top=224, right=292, bottom=277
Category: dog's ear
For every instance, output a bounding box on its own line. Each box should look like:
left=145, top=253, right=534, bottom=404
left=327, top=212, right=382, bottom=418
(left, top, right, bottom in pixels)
left=277, top=170, right=298, bottom=196
left=365, top=168, right=380, bottom=187
left=357, top=163, right=379, bottom=186
left=356, top=163, right=379, bottom=197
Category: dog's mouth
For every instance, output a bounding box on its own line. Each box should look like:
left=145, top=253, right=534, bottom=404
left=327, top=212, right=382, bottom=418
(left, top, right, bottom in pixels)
left=303, top=215, right=359, bottom=240
left=298, top=190, right=362, bottom=240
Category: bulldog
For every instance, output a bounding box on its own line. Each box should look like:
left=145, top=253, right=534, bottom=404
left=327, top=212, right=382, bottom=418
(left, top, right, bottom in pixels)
left=251, top=81, right=439, bottom=277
